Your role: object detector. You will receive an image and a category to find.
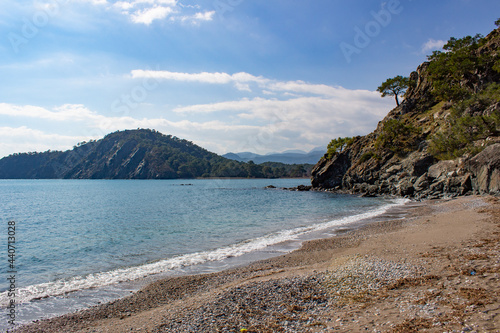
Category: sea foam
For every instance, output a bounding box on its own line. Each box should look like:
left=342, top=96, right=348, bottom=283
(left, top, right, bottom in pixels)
left=0, top=197, right=408, bottom=307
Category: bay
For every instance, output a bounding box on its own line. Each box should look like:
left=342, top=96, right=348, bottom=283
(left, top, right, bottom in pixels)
left=0, top=179, right=405, bottom=328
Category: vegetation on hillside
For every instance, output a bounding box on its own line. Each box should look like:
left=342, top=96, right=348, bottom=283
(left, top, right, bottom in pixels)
left=375, top=119, right=422, bottom=155
left=326, top=137, right=354, bottom=159
left=428, top=83, right=500, bottom=159
left=375, top=21, right=500, bottom=162
left=424, top=23, right=500, bottom=160
left=0, top=129, right=313, bottom=179
left=323, top=20, right=500, bottom=164
left=427, top=33, right=495, bottom=101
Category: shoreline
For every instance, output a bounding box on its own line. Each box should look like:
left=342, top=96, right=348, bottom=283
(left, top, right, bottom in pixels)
left=1, top=192, right=403, bottom=325
left=11, top=195, right=500, bottom=332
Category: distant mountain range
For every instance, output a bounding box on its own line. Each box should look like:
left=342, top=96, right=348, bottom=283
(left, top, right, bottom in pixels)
left=223, top=148, right=325, bottom=165
left=0, top=129, right=315, bottom=179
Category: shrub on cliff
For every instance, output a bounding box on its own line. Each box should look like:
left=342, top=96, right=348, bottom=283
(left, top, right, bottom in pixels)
left=326, top=137, right=354, bottom=159
left=429, top=83, right=500, bottom=160
left=427, top=33, right=499, bottom=101
left=375, top=119, right=421, bottom=155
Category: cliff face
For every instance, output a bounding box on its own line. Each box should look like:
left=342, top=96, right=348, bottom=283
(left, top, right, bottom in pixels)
left=311, top=27, right=500, bottom=199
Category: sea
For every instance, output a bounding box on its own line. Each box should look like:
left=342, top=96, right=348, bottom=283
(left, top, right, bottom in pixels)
left=0, top=179, right=408, bottom=330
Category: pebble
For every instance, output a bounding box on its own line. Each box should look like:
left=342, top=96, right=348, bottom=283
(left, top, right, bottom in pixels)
left=323, top=255, right=425, bottom=302
left=152, top=274, right=329, bottom=332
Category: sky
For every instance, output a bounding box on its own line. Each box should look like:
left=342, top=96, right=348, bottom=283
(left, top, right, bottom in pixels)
left=1, top=0, right=499, bottom=158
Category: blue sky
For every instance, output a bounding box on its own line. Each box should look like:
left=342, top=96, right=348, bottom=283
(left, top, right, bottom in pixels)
left=1, top=0, right=499, bottom=158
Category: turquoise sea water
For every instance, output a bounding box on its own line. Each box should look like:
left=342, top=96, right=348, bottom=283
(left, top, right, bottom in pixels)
left=0, top=179, right=406, bottom=329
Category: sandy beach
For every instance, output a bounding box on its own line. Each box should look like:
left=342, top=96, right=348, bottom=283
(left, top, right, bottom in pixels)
left=11, top=195, right=500, bottom=333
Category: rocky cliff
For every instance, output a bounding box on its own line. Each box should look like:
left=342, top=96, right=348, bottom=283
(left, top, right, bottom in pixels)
left=311, top=27, right=500, bottom=199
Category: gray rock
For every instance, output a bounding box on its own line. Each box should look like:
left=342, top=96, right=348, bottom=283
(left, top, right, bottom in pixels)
left=428, top=160, right=460, bottom=179
left=311, top=152, right=351, bottom=189
left=444, top=176, right=463, bottom=194
left=296, top=185, right=312, bottom=191
left=385, top=164, right=402, bottom=175
left=461, top=173, right=473, bottom=195
left=401, top=151, right=435, bottom=176
left=367, top=184, right=379, bottom=194
left=429, top=179, right=445, bottom=193
left=378, top=180, right=391, bottom=193
left=398, top=179, right=415, bottom=196
left=413, top=173, right=430, bottom=191
left=352, top=183, right=369, bottom=193
left=465, top=143, right=500, bottom=194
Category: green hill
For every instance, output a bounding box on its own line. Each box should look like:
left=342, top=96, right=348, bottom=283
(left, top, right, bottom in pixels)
left=0, top=129, right=311, bottom=179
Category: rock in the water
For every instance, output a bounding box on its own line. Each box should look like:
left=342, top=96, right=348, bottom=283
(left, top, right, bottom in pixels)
left=296, top=185, right=312, bottom=191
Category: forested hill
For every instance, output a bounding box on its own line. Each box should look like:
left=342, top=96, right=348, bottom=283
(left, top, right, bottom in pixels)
left=312, top=24, right=500, bottom=199
left=0, top=129, right=311, bottom=179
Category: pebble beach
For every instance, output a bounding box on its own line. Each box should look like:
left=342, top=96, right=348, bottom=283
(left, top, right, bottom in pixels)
left=10, top=195, right=500, bottom=333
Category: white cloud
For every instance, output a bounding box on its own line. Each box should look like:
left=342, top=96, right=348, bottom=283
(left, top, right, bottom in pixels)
left=179, top=10, right=215, bottom=24
left=0, top=83, right=394, bottom=157
left=0, top=69, right=395, bottom=157
left=131, top=5, right=173, bottom=25
left=0, top=126, right=90, bottom=157
left=165, top=86, right=392, bottom=153
left=83, top=0, right=109, bottom=5
left=173, top=95, right=389, bottom=128
left=421, top=38, right=446, bottom=54
left=0, top=103, right=101, bottom=122
left=193, top=10, right=215, bottom=21
left=80, top=0, right=213, bottom=25
left=130, top=70, right=270, bottom=92
left=130, top=69, right=384, bottom=102
left=130, top=69, right=268, bottom=85
left=113, top=1, right=135, bottom=10
left=234, top=82, right=252, bottom=92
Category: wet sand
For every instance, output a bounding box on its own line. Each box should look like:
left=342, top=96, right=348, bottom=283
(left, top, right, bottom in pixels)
left=11, top=195, right=500, bottom=332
